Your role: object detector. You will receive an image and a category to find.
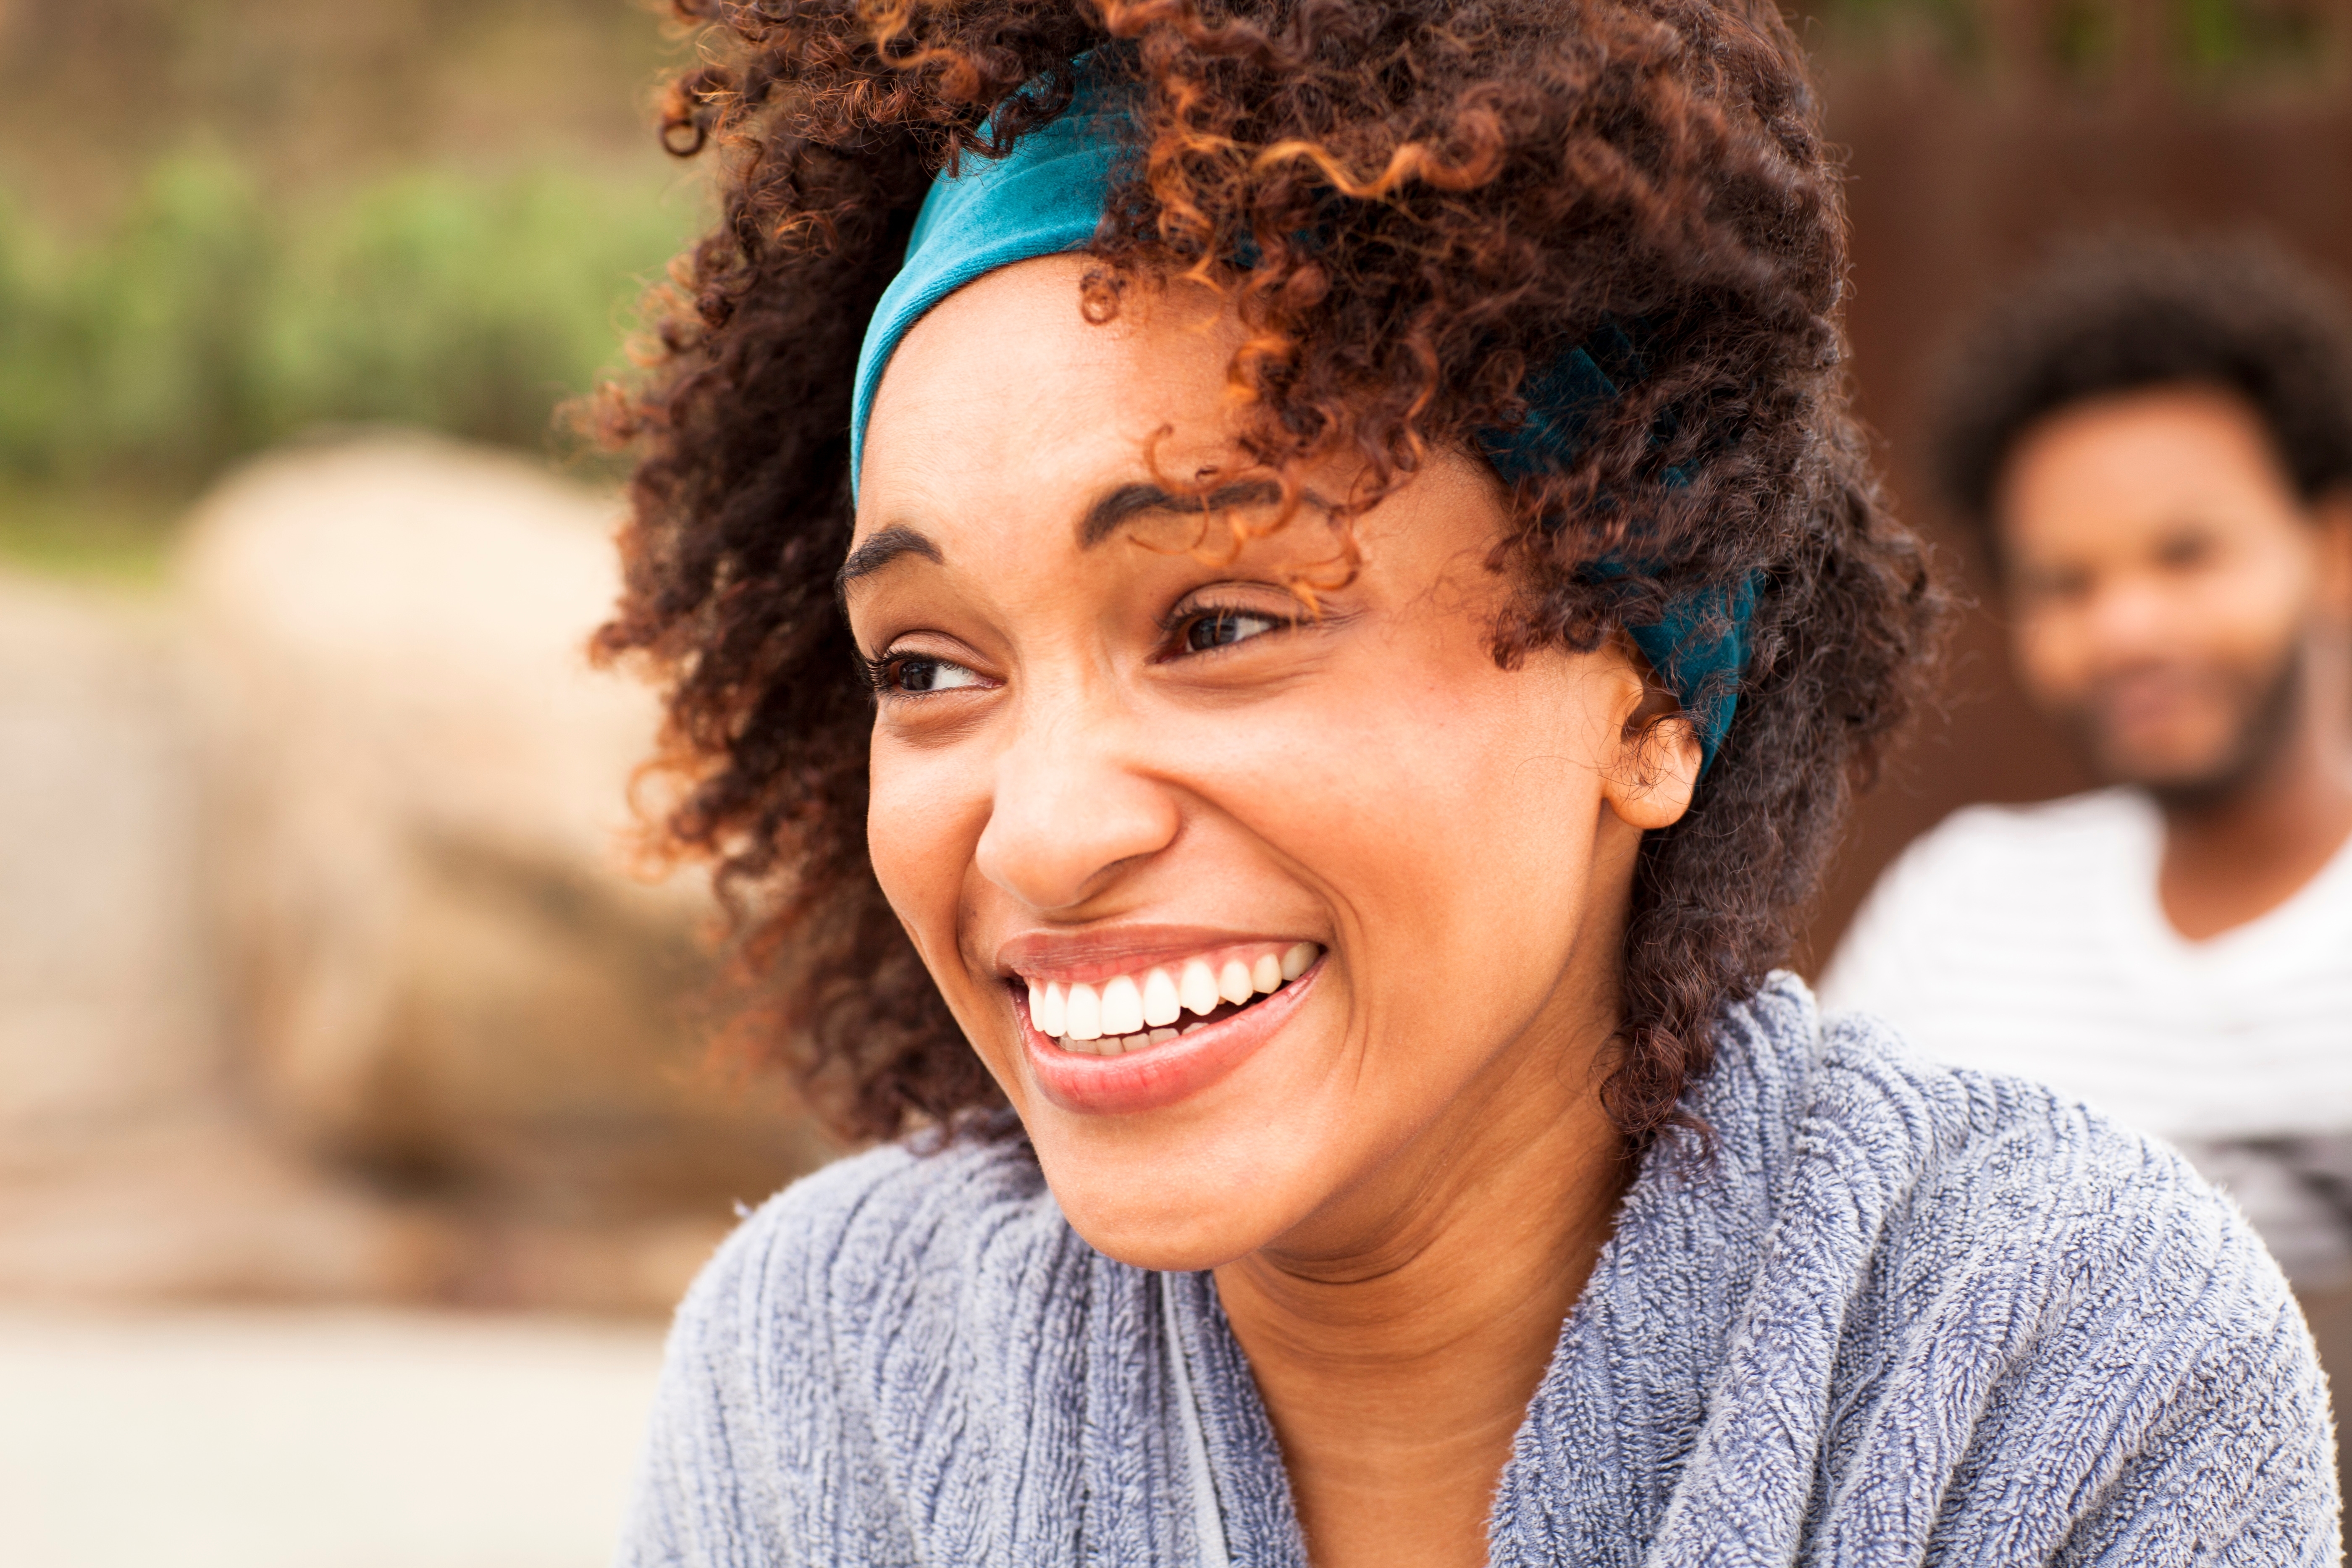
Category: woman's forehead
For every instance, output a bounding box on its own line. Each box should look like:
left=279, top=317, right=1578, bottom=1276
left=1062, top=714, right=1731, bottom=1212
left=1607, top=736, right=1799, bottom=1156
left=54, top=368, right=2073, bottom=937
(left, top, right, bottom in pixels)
left=856, top=263, right=1259, bottom=555
left=865, top=262, right=1244, bottom=470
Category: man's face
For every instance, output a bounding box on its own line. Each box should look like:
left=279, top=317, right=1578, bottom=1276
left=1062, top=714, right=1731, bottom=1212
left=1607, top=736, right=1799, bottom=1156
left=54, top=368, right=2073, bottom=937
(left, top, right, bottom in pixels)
left=1995, top=385, right=2346, bottom=801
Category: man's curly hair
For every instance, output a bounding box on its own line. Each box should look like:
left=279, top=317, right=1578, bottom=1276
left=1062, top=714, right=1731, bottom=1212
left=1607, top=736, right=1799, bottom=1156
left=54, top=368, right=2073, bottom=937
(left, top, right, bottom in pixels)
left=590, top=0, right=1939, bottom=1151
left=1932, top=236, right=2352, bottom=566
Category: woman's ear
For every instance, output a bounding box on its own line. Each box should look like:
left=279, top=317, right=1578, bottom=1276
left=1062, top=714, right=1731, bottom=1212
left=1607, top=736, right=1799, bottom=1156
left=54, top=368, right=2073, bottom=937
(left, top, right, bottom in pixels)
left=1602, top=651, right=1701, bottom=833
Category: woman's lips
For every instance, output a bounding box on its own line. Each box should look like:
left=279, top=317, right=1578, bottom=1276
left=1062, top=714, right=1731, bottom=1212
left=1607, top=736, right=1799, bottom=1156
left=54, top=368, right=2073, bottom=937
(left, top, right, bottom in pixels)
left=1020, top=956, right=1323, bottom=1116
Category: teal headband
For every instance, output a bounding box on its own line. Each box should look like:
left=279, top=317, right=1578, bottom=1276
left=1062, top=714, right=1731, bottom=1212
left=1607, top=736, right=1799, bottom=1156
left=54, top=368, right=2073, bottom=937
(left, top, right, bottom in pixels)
left=849, top=72, right=1752, bottom=767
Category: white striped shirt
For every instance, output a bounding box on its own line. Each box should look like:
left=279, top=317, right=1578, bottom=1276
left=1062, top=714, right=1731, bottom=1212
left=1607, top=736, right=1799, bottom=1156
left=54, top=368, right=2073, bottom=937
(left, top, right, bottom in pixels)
left=1821, top=788, right=2352, bottom=1281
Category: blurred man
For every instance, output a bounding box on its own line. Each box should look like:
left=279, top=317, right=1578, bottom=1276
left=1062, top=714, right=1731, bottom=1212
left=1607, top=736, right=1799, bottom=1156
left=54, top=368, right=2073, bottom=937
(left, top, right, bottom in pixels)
left=1823, top=239, right=2352, bottom=1282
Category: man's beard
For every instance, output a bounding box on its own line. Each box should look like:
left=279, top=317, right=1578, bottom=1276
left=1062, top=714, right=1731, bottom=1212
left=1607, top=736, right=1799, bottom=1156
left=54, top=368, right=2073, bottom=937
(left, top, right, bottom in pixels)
left=2057, top=640, right=2307, bottom=812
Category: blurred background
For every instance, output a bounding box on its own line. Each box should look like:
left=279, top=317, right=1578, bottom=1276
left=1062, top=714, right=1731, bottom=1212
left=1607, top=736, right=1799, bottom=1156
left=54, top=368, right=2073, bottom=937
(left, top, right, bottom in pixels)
left=2, top=0, right=2349, bottom=1563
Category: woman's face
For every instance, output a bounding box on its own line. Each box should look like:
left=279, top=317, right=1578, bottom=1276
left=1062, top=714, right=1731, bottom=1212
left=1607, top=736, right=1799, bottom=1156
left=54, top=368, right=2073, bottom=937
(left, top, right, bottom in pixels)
left=848, top=257, right=1690, bottom=1269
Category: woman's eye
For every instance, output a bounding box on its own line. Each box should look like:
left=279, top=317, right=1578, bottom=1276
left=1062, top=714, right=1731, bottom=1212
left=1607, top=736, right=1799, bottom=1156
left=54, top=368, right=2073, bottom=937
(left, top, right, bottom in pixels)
left=886, top=655, right=985, bottom=694
left=1181, top=608, right=1287, bottom=654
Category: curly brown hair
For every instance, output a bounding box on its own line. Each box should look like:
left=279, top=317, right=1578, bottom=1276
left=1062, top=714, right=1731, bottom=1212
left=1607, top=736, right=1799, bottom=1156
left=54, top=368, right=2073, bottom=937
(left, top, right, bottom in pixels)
left=590, top=0, right=1939, bottom=1151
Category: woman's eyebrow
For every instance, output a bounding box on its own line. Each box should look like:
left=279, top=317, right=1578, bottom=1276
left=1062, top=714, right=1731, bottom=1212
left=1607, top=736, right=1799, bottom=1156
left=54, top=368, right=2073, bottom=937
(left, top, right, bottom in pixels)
left=837, top=525, right=944, bottom=591
left=1079, top=478, right=1287, bottom=547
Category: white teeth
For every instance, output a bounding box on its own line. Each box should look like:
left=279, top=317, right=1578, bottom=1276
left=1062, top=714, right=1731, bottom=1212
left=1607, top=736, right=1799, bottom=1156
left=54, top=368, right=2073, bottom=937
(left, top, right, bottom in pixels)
left=1065, top=982, right=1103, bottom=1041
left=1037, top=943, right=1324, bottom=1054
left=1179, top=959, right=1220, bottom=1017
left=1100, top=974, right=1144, bottom=1036
left=1182, top=1022, right=1205, bottom=1034
left=1141, top=967, right=1181, bottom=1027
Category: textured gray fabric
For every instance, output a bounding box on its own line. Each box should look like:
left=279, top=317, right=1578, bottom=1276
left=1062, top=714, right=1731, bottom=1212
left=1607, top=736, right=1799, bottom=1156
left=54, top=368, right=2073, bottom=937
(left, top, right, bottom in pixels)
left=617, top=974, right=2339, bottom=1565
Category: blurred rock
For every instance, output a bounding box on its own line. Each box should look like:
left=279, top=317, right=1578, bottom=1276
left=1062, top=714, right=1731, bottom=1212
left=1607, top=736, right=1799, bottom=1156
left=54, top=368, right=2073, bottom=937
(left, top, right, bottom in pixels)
left=0, top=1119, right=454, bottom=1303
left=0, top=571, right=445, bottom=1302
left=0, top=575, right=211, bottom=1146
left=0, top=431, right=827, bottom=1314
left=179, top=433, right=829, bottom=1263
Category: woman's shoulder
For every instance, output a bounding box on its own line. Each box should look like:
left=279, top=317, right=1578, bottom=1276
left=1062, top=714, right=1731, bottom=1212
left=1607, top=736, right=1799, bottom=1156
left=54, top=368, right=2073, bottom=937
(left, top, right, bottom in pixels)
left=1722, top=973, right=2247, bottom=1243
left=1740, top=982, right=2323, bottom=1542
left=1803, top=988, right=2251, bottom=1261
left=1725, top=977, right=2281, bottom=1297
left=1714, top=975, right=2319, bottom=1403
left=621, top=1130, right=1091, bottom=1563
left=1702, top=978, right=2334, bottom=1556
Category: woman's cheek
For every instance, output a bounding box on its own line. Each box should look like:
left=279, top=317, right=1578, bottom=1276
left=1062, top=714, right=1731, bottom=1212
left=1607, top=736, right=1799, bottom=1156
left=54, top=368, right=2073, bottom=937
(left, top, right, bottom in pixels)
left=864, top=733, right=989, bottom=980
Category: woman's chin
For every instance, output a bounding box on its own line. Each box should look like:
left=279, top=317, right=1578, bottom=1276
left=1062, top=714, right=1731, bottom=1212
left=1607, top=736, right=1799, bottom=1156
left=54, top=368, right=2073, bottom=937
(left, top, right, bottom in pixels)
left=1040, top=1177, right=1283, bottom=1273
left=1024, top=1117, right=1328, bottom=1272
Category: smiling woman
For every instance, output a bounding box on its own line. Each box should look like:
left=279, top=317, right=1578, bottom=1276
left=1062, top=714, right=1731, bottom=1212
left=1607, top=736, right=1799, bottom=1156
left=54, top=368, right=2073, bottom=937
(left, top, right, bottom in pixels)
left=597, top=3, right=2335, bottom=1565
left=843, top=260, right=1697, bottom=1279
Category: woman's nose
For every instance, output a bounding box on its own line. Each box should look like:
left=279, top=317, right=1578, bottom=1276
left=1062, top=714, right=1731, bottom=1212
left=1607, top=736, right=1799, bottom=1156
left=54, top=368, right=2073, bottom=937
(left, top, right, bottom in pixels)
left=974, top=708, right=1180, bottom=914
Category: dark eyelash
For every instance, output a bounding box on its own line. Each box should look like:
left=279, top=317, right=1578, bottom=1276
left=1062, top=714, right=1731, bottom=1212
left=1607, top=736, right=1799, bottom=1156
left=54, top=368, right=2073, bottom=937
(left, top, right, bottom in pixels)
left=860, top=604, right=1294, bottom=693
left=1158, top=600, right=1298, bottom=641
left=1175, top=609, right=1297, bottom=664
left=862, top=648, right=980, bottom=699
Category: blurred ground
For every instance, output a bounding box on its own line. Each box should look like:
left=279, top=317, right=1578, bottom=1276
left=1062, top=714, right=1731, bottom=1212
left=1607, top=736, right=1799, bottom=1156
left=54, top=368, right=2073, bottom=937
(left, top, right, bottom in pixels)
left=0, top=1306, right=664, bottom=1568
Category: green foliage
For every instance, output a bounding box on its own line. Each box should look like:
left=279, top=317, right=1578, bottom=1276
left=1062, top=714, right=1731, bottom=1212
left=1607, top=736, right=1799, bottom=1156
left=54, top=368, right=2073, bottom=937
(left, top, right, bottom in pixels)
left=1801, top=0, right=2335, bottom=81
left=0, top=149, right=693, bottom=489
left=2179, top=0, right=2330, bottom=75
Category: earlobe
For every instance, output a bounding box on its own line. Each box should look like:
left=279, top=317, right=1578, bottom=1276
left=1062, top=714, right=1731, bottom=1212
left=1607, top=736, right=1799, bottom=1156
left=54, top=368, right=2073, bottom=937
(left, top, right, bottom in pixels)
left=1599, top=632, right=1700, bottom=832
left=1606, top=712, right=1701, bottom=832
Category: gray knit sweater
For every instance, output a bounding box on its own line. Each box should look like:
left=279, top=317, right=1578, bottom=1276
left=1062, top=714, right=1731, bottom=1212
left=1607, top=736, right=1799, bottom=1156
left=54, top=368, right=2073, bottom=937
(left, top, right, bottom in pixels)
left=618, top=975, right=2339, bottom=1565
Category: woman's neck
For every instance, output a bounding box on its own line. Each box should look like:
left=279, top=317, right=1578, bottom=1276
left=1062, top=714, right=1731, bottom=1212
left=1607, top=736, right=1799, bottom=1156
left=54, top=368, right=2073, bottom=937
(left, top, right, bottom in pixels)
left=1211, top=995, right=1631, bottom=1568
